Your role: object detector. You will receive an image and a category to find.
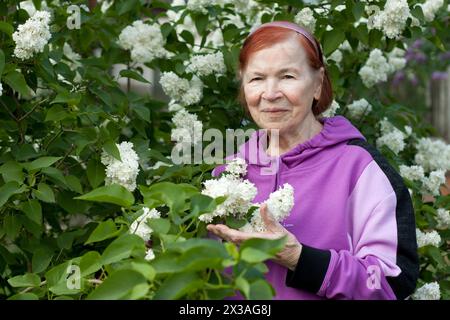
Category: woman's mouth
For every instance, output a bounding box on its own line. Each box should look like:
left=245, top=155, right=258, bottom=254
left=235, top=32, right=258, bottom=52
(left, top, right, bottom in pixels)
left=262, top=108, right=289, bottom=113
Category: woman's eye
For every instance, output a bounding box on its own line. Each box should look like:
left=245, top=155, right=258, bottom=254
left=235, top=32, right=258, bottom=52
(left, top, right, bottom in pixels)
left=283, top=75, right=294, bottom=79
left=251, top=77, right=262, bottom=82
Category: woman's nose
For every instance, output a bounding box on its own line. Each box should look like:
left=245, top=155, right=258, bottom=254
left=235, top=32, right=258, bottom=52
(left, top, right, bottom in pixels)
left=261, top=80, right=283, bottom=101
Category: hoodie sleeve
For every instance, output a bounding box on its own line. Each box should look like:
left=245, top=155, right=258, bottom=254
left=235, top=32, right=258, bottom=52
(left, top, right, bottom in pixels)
left=285, top=158, right=419, bottom=300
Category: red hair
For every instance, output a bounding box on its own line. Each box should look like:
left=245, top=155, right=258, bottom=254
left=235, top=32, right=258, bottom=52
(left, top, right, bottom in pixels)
left=238, top=26, right=333, bottom=116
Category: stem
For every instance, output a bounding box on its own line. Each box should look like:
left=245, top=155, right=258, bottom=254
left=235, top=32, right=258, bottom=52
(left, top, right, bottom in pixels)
left=19, top=280, right=47, bottom=295
left=0, top=100, right=18, bottom=121
left=18, top=98, right=49, bottom=121
left=55, top=143, right=76, bottom=169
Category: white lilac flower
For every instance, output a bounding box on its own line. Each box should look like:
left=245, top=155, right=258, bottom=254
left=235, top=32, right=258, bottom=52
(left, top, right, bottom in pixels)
left=328, top=49, right=343, bottom=65
left=170, top=108, right=203, bottom=144
left=118, top=20, right=172, bottom=64
left=225, top=157, right=247, bottom=178
left=0, top=83, right=3, bottom=96
left=436, top=208, right=450, bottom=229
left=404, top=126, right=412, bottom=136
left=379, top=117, right=395, bottom=135
left=19, top=1, right=38, bottom=16
left=421, top=0, right=444, bottom=22
left=421, top=170, right=445, bottom=196
left=339, top=40, right=352, bottom=51
left=416, top=228, right=441, bottom=248
left=367, top=0, right=410, bottom=39
left=265, top=183, right=294, bottom=222
left=168, top=100, right=183, bottom=112
left=98, top=0, right=113, bottom=13
left=62, top=43, right=82, bottom=83
left=346, top=98, right=373, bottom=119
left=199, top=176, right=257, bottom=223
left=414, top=138, right=450, bottom=172
left=412, top=282, right=441, bottom=300
left=130, top=207, right=161, bottom=241
left=101, top=141, right=140, bottom=192
left=387, top=47, right=406, bottom=72
left=359, top=49, right=392, bottom=87
left=399, top=165, right=425, bottom=182
left=144, top=248, right=155, bottom=261
left=13, top=10, right=52, bottom=60
left=322, top=100, right=340, bottom=117
left=185, top=52, right=226, bottom=77
left=376, top=128, right=406, bottom=154
left=186, top=0, right=214, bottom=14
left=159, top=71, right=203, bottom=106
left=294, top=7, right=316, bottom=33
left=242, top=183, right=295, bottom=233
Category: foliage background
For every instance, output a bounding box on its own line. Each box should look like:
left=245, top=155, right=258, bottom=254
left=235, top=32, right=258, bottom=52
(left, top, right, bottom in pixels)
left=0, top=0, right=449, bottom=300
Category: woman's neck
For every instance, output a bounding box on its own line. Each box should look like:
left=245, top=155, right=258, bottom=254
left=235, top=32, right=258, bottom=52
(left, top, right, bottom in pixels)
left=266, top=117, right=323, bottom=156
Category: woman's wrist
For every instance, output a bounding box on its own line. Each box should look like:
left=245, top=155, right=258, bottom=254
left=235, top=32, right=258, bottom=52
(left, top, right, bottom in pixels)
left=285, top=243, right=302, bottom=271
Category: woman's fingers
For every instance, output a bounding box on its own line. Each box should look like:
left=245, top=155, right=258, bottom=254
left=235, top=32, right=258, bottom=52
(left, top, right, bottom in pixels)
left=207, top=224, right=250, bottom=244
left=260, top=203, right=283, bottom=232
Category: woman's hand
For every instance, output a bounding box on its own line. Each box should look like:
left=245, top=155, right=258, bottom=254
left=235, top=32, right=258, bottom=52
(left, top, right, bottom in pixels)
left=206, top=204, right=302, bottom=271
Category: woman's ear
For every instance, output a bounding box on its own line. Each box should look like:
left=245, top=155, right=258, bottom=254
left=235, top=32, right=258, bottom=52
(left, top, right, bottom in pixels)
left=314, top=67, right=325, bottom=100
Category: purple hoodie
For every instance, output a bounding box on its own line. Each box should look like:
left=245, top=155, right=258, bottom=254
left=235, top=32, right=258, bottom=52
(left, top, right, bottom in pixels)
left=213, top=116, right=419, bottom=300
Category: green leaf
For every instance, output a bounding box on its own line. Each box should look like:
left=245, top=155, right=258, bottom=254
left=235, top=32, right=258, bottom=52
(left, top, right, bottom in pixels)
left=32, top=248, right=53, bottom=273
left=41, top=167, right=67, bottom=187
left=87, top=270, right=146, bottom=300
left=0, top=49, right=5, bottom=78
left=146, top=218, right=171, bottom=235
left=154, top=272, right=203, bottom=299
left=0, top=181, right=24, bottom=207
left=20, top=199, right=42, bottom=225
left=249, top=279, right=274, bottom=300
left=0, top=161, right=24, bottom=183
left=85, top=220, right=120, bottom=244
left=140, top=182, right=197, bottom=219
left=24, top=156, right=62, bottom=172
left=179, top=30, right=194, bottom=46
left=75, top=184, right=135, bottom=207
left=240, top=247, right=273, bottom=264
left=33, top=183, right=55, bottom=203
left=193, top=14, right=209, bottom=37
left=235, top=276, right=250, bottom=299
left=4, top=215, right=22, bottom=239
left=190, top=194, right=216, bottom=217
left=50, top=91, right=81, bottom=105
left=7, top=293, right=39, bottom=300
left=65, top=175, right=83, bottom=194
left=411, top=5, right=425, bottom=21
left=103, top=140, right=121, bottom=161
left=119, top=69, right=151, bottom=84
left=101, top=234, right=145, bottom=265
left=225, top=216, right=247, bottom=229
left=45, top=261, right=80, bottom=295
left=0, top=21, right=14, bottom=37
left=79, top=251, right=102, bottom=277
left=133, top=104, right=151, bottom=123
left=8, top=273, right=41, bottom=288
left=56, top=229, right=86, bottom=250
left=117, top=0, right=139, bottom=15
left=323, top=29, right=346, bottom=56
left=86, top=159, right=105, bottom=189
left=45, top=105, right=71, bottom=122
left=3, top=70, right=33, bottom=98
left=240, top=236, right=286, bottom=256
left=352, top=2, right=365, bottom=21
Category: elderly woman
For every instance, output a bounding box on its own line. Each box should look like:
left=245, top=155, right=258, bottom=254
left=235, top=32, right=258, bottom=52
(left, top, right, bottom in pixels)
left=207, top=21, right=419, bottom=300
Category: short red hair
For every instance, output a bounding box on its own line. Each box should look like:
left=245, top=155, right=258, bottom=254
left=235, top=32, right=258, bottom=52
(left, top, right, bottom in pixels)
left=238, top=26, right=333, bottom=116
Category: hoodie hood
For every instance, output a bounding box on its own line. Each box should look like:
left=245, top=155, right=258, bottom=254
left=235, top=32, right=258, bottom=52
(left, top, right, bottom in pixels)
left=236, top=116, right=365, bottom=169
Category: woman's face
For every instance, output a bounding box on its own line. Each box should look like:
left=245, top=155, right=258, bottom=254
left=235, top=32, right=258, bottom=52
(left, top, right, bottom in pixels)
left=242, top=36, right=324, bottom=134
